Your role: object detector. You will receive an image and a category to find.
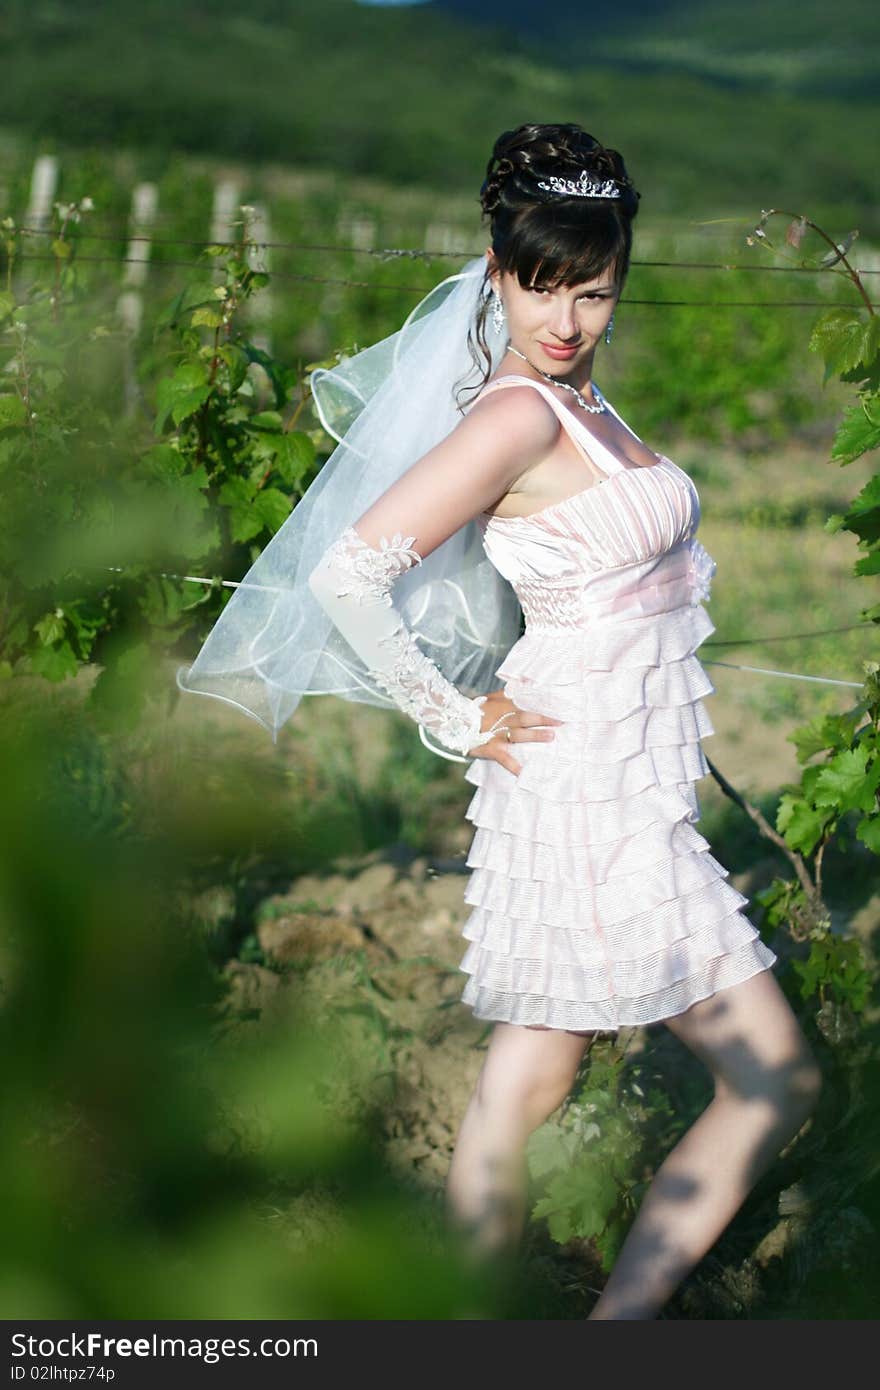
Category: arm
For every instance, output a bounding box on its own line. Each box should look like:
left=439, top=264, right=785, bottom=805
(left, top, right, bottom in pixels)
left=307, top=387, right=560, bottom=758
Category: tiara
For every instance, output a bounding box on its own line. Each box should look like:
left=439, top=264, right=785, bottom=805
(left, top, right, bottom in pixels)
left=535, top=169, right=621, bottom=199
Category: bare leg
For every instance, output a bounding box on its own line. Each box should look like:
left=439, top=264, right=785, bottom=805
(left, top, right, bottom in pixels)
left=587, top=967, right=823, bottom=1319
left=445, top=1021, right=591, bottom=1261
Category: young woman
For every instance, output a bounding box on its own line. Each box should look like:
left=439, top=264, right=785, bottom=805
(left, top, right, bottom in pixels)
left=178, top=123, right=822, bottom=1319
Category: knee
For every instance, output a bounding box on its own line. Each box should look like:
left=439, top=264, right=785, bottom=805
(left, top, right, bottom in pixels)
left=475, top=1064, right=576, bottom=1135
left=773, top=1051, right=823, bottom=1128
left=716, top=1049, right=823, bottom=1125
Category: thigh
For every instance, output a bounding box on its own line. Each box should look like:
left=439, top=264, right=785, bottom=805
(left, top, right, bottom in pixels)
left=662, top=966, right=821, bottom=1104
left=477, top=1021, right=593, bottom=1105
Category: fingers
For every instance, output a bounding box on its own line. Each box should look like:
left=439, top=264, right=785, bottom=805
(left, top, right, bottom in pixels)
left=517, top=709, right=565, bottom=727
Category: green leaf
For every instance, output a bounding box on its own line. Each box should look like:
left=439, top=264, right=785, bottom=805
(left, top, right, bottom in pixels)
left=526, top=1125, right=580, bottom=1181
left=856, top=815, right=880, bottom=853
left=29, top=639, right=78, bottom=682
left=533, top=1161, right=620, bottom=1242
left=252, top=486, right=291, bottom=534
left=809, top=308, right=873, bottom=381
left=178, top=281, right=218, bottom=314
left=274, top=431, right=316, bottom=487
left=34, top=611, right=66, bottom=646
left=219, top=475, right=262, bottom=542
left=854, top=549, right=880, bottom=577
left=242, top=429, right=276, bottom=463
left=154, top=362, right=213, bottom=432
left=0, top=394, right=27, bottom=429
left=191, top=307, right=224, bottom=329
left=141, top=444, right=187, bottom=480
left=170, top=387, right=212, bottom=427
left=830, top=398, right=880, bottom=466
left=154, top=281, right=217, bottom=332
left=88, top=639, right=154, bottom=733
left=137, top=575, right=197, bottom=630
left=220, top=344, right=250, bottom=393
left=0, top=290, right=15, bottom=322
left=800, top=764, right=825, bottom=801
left=244, top=345, right=288, bottom=409
left=250, top=411, right=284, bottom=432
left=789, top=710, right=861, bottom=764
left=861, top=314, right=880, bottom=370
left=594, top=1213, right=630, bottom=1274
left=776, top=793, right=830, bottom=856
left=841, top=473, right=880, bottom=545
left=65, top=599, right=107, bottom=661
left=218, top=476, right=257, bottom=508
left=51, top=238, right=71, bottom=260
left=814, top=746, right=880, bottom=815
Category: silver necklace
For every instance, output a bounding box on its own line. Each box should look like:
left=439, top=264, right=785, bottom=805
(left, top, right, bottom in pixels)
left=508, top=344, right=607, bottom=413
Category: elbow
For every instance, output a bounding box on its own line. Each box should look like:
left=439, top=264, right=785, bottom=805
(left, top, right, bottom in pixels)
left=307, top=558, right=332, bottom=607
left=307, top=550, right=352, bottom=617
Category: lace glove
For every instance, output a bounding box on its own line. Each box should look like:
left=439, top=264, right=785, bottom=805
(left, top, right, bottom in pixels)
left=308, top=525, right=511, bottom=759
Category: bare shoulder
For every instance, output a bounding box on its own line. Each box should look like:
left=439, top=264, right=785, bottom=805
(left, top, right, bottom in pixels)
left=462, top=381, right=561, bottom=455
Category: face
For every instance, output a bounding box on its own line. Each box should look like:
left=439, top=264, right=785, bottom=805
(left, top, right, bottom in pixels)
left=487, top=253, right=619, bottom=373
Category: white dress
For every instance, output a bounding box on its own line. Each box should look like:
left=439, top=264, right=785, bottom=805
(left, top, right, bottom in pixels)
left=308, top=374, right=777, bottom=1032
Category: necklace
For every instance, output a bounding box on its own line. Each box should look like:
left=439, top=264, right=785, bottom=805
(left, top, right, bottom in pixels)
left=508, top=344, right=607, bottom=413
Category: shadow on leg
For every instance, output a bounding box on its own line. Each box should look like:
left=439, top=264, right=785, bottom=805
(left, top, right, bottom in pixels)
left=587, top=967, right=822, bottom=1320
left=445, top=1021, right=593, bottom=1264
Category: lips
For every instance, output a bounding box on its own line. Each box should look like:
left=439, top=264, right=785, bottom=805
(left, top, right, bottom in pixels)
left=539, top=341, right=580, bottom=360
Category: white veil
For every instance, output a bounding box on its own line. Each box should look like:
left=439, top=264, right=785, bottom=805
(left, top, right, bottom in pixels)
left=174, top=255, right=523, bottom=748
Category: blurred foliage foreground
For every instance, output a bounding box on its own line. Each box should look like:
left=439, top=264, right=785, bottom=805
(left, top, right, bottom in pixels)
left=2, top=663, right=880, bottom=1321
left=0, top=692, right=523, bottom=1321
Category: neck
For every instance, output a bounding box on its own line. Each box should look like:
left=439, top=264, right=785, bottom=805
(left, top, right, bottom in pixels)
left=506, top=343, right=598, bottom=396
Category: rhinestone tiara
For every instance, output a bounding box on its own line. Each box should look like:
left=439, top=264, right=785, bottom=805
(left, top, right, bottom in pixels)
left=535, top=169, right=621, bottom=199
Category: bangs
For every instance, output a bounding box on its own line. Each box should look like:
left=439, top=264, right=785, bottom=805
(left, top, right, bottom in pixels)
left=500, top=208, right=624, bottom=290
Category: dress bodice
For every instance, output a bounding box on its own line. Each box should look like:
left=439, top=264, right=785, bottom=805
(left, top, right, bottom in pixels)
left=473, top=376, right=713, bottom=633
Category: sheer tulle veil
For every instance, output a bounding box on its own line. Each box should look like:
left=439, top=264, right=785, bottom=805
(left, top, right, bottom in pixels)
left=174, top=256, right=522, bottom=744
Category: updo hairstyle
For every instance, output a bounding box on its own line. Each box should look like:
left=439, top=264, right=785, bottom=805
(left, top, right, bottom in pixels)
left=458, top=122, right=640, bottom=404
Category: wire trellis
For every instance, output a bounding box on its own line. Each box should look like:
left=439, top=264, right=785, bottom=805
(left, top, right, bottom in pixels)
left=7, top=253, right=865, bottom=309
left=94, top=562, right=875, bottom=693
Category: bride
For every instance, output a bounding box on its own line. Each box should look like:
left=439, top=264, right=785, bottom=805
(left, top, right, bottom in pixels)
left=178, top=122, right=822, bottom=1319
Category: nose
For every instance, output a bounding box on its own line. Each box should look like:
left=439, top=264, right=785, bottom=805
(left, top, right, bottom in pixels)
left=546, top=299, right=579, bottom=342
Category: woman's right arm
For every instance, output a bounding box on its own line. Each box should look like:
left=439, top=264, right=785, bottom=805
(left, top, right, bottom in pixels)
left=307, top=388, right=562, bottom=763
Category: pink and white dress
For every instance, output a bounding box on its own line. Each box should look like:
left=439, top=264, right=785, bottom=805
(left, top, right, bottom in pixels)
left=458, top=376, right=777, bottom=1030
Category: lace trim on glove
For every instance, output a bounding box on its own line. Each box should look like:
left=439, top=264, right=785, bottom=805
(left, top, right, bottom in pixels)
left=370, top=622, right=491, bottom=756
left=322, top=525, right=496, bottom=757
left=325, top=525, right=424, bottom=605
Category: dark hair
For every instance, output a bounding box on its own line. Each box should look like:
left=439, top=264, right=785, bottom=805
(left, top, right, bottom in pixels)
left=456, top=122, right=640, bottom=406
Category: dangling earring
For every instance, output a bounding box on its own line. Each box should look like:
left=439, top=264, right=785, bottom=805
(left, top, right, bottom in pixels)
left=491, top=290, right=506, bottom=336
left=604, top=312, right=615, bottom=345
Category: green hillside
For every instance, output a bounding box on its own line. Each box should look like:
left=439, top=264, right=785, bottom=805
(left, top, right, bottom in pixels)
left=434, top=0, right=880, bottom=102
left=0, top=0, right=877, bottom=228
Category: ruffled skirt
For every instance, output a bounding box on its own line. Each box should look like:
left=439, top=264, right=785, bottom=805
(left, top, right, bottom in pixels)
left=458, top=602, right=777, bottom=1031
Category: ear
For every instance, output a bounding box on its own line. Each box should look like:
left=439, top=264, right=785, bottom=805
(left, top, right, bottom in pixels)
left=485, top=247, right=500, bottom=294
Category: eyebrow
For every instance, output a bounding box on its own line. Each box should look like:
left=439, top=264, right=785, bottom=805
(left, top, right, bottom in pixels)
left=531, top=282, right=616, bottom=292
